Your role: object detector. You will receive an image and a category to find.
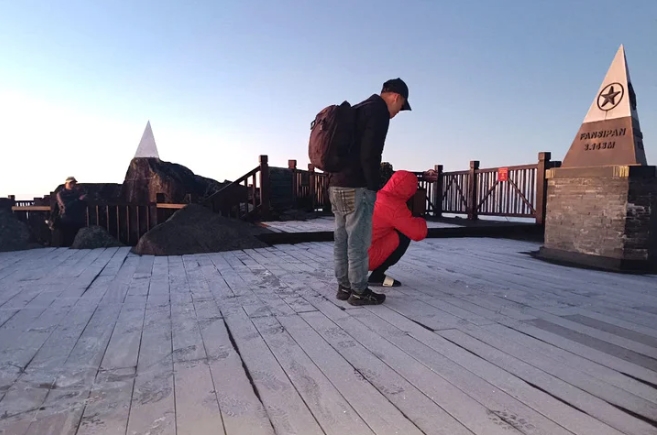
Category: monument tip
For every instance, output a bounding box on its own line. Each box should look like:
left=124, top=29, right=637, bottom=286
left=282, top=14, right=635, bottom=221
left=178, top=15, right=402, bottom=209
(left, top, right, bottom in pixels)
left=561, top=45, right=646, bottom=167
left=133, top=121, right=160, bottom=159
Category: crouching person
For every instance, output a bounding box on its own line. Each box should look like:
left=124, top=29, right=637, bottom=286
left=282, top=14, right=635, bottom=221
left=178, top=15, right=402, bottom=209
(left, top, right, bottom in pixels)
left=367, top=170, right=428, bottom=287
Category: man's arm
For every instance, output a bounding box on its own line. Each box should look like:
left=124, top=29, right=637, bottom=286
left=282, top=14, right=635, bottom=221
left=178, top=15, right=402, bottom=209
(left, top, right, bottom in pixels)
left=360, top=106, right=390, bottom=191
left=392, top=206, right=428, bottom=241
left=55, top=190, right=65, bottom=209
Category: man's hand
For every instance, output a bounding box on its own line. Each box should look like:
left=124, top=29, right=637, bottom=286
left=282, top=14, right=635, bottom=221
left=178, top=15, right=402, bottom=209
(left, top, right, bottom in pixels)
left=422, top=169, right=439, bottom=183
left=79, top=194, right=88, bottom=201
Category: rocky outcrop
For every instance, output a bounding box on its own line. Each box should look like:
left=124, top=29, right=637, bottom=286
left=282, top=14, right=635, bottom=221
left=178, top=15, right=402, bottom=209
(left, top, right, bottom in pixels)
left=0, top=209, right=41, bottom=252
left=121, top=158, right=233, bottom=204
left=133, top=204, right=271, bottom=255
left=71, top=226, right=124, bottom=249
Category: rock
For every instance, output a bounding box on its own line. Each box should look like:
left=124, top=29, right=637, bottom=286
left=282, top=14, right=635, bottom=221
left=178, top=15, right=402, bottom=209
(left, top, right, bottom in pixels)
left=0, top=209, right=41, bottom=252
left=121, top=157, right=235, bottom=204
left=133, top=204, right=271, bottom=255
left=70, top=226, right=124, bottom=249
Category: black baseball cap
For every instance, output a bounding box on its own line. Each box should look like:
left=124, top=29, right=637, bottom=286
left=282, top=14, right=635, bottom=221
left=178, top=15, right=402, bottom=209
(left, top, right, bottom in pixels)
left=382, top=78, right=411, bottom=111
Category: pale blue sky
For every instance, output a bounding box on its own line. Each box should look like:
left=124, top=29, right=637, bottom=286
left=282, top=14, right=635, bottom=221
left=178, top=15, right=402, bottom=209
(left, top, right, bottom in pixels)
left=1, top=0, right=655, bottom=198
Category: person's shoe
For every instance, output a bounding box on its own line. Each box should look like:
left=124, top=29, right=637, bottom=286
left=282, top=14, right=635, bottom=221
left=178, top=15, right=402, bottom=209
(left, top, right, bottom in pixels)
left=336, top=285, right=351, bottom=301
left=347, top=288, right=386, bottom=306
left=368, top=274, right=402, bottom=287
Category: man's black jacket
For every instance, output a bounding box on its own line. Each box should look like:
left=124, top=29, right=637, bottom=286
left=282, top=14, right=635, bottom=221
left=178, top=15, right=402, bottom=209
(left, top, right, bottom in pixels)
left=328, top=94, right=390, bottom=192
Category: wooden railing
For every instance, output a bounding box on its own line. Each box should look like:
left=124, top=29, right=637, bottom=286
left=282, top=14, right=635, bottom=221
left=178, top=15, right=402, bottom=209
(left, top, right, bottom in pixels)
left=287, top=160, right=331, bottom=213
left=5, top=150, right=559, bottom=249
left=203, top=155, right=270, bottom=220
left=436, top=152, right=560, bottom=224
left=277, top=153, right=557, bottom=224
left=7, top=197, right=186, bottom=246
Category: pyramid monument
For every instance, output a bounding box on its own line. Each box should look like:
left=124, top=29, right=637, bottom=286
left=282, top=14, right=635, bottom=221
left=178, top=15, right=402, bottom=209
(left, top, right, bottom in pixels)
left=121, top=121, right=232, bottom=204
left=133, top=121, right=160, bottom=159
left=562, top=45, right=647, bottom=167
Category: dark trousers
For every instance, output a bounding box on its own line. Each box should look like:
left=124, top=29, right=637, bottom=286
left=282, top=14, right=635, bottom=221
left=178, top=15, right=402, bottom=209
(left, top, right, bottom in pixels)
left=370, top=230, right=411, bottom=279
left=58, top=222, right=83, bottom=247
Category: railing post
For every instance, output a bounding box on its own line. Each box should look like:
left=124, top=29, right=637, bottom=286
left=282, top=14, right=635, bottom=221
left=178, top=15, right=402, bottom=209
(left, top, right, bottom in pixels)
left=535, top=152, right=551, bottom=226
left=308, top=164, right=316, bottom=211
left=155, top=193, right=166, bottom=223
left=288, top=160, right=298, bottom=207
left=467, top=160, right=479, bottom=220
left=259, top=155, right=271, bottom=220
left=433, top=165, right=443, bottom=218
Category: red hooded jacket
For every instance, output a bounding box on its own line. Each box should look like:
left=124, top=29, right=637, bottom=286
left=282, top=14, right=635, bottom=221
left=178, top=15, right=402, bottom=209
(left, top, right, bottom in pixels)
left=368, top=170, right=428, bottom=271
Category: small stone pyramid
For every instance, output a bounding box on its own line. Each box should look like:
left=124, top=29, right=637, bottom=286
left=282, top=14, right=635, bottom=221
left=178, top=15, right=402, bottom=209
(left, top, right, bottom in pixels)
left=562, top=45, right=647, bottom=167
left=133, top=121, right=160, bottom=159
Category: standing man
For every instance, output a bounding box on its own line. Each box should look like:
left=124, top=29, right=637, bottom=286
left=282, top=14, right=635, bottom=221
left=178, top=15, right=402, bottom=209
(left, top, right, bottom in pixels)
left=329, top=78, right=411, bottom=306
left=55, top=176, right=88, bottom=247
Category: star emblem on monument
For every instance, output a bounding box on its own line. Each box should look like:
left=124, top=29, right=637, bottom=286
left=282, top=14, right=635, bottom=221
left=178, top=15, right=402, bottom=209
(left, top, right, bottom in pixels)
left=596, top=82, right=624, bottom=111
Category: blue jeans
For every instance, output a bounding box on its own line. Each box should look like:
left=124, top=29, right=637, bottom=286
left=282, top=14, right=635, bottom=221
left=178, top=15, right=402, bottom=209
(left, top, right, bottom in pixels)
left=329, top=187, right=376, bottom=294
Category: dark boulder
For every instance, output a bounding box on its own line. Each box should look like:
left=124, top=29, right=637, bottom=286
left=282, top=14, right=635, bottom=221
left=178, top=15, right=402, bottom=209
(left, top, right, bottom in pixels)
left=133, top=204, right=271, bottom=255
left=70, top=226, right=124, bottom=249
left=0, top=209, right=41, bottom=252
left=121, top=157, right=234, bottom=204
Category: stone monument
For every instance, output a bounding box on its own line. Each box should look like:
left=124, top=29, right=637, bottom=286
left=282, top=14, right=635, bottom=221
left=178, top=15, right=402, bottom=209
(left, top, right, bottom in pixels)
left=538, top=45, right=656, bottom=272
left=121, top=121, right=234, bottom=203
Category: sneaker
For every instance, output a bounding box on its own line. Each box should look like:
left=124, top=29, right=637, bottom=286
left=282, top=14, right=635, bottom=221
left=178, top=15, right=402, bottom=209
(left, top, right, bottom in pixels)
left=336, top=285, right=351, bottom=301
left=368, top=275, right=402, bottom=287
left=347, top=288, right=386, bottom=306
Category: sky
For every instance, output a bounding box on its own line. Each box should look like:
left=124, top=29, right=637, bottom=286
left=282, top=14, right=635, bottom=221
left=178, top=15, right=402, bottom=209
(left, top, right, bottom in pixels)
left=1, top=0, right=655, bottom=199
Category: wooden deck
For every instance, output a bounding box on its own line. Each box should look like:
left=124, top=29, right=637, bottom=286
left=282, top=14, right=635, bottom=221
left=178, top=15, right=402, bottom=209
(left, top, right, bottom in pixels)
left=261, top=216, right=462, bottom=233
left=0, top=239, right=656, bottom=435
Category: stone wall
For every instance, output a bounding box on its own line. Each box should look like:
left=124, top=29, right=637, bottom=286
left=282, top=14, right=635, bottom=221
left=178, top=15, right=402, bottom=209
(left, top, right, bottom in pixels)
left=541, top=165, right=656, bottom=270
left=544, top=175, right=628, bottom=258
left=627, top=175, right=657, bottom=260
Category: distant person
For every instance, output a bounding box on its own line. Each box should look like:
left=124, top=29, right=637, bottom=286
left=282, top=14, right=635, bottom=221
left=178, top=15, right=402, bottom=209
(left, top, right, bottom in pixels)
left=366, top=170, right=431, bottom=287
left=328, top=78, right=411, bottom=305
left=55, top=176, right=88, bottom=247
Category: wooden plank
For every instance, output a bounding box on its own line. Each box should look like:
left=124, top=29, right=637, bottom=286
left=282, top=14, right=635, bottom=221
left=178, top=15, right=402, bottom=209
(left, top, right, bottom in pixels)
left=174, top=359, right=226, bottom=435
left=438, top=328, right=657, bottom=435
left=303, top=298, right=530, bottom=435
left=11, top=206, right=50, bottom=211
left=0, top=410, right=35, bottom=435
left=566, top=310, right=657, bottom=340
left=525, top=317, right=657, bottom=371
left=499, top=319, right=657, bottom=387
left=221, top=307, right=324, bottom=435
left=39, top=303, right=126, bottom=435
left=171, top=300, right=206, bottom=362
left=22, top=301, right=123, bottom=435
left=199, top=316, right=274, bottom=435
left=365, top=305, right=626, bottom=435
left=125, top=303, right=175, bottom=435
left=100, top=301, right=146, bottom=370
left=278, top=313, right=431, bottom=435
left=299, top=308, right=477, bottom=435
left=253, top=315, right=375, bottom=435
left=99, top=256, right=139, bottom=305
left=0, top=249, right=119, bottom=418
left=480, top=322, right=657, bottom=405
left=76, top=368, right=135, bottom=435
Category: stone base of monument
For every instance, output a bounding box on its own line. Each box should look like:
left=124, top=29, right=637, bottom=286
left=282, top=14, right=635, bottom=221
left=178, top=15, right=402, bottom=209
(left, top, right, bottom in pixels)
left=536, top=165, right=657, bottom=273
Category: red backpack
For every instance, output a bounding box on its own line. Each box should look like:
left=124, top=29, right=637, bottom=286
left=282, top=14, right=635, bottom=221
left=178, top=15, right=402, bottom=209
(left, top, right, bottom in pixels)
left=308, top=101, right=356, bottom=172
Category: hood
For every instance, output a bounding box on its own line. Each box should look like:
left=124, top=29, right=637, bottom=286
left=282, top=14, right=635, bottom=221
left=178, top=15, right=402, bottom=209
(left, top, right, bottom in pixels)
left=380, top=170, right=418, bottom=200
